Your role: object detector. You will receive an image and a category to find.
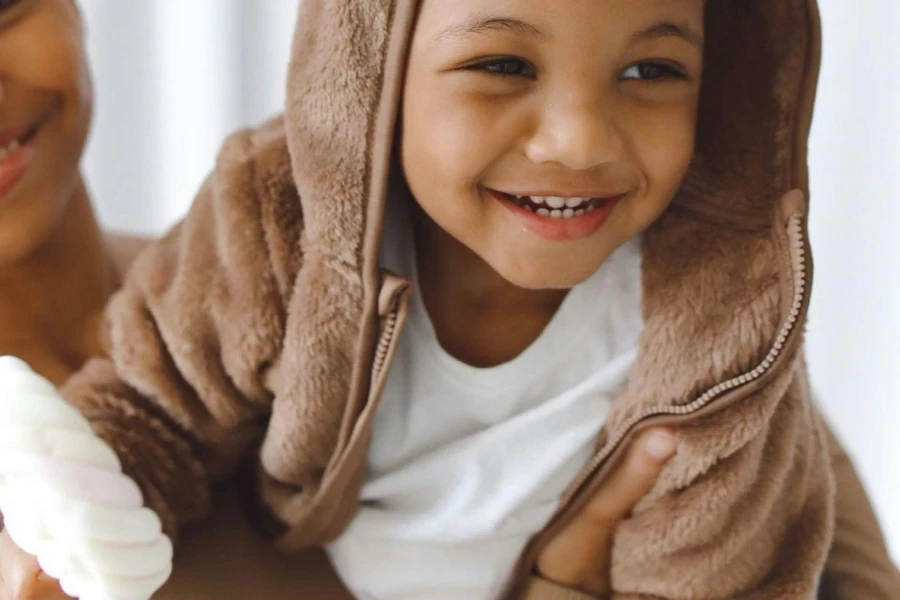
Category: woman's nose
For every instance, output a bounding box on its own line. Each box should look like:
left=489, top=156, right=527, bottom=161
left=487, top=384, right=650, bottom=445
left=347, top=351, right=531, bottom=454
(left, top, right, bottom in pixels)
left=524, top=97, right=625, bottom=171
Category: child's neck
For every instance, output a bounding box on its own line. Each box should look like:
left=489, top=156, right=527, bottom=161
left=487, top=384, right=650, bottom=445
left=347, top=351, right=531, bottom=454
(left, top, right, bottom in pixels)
left=0, top=177, right=120, bottom=385
left=413, top=208, right=567, bottom=368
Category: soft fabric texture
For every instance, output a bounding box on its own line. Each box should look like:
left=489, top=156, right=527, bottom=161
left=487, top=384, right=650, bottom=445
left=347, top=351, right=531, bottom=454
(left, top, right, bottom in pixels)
left=325, top=200, right=642, bottom=599
left=56, top=0, right=900, bottom=598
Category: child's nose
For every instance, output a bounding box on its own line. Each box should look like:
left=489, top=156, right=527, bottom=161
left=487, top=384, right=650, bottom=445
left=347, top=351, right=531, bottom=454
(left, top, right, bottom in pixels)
left=524, top=100, right=625, bottom=171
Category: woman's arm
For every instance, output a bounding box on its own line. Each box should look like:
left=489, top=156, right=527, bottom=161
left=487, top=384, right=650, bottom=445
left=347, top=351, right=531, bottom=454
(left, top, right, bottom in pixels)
left=819, top=419, right=900, bottom=599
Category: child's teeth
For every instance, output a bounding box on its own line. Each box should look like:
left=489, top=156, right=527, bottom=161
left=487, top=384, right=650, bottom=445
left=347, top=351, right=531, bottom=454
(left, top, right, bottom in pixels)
left=504, top=191, right=613, bottom=219
left=525, top=196, right=591, bottom=210
left=545, top=197, right=566, bottom=209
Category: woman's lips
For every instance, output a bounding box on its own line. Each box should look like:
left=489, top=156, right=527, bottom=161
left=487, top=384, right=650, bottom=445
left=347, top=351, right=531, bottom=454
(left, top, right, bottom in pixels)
left=0, top=127, right=30, bottom=147
left=0, top=128, right=38, bottom=202
left=489, top=188, right=625, bottom=241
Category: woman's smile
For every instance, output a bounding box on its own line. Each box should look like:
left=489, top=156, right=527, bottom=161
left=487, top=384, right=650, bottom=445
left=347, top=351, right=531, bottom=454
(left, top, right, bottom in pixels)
left=0, top=126, right=38, bottom=202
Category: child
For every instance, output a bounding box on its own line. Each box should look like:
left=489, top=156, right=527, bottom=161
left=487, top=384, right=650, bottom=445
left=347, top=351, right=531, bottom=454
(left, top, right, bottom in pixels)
left=1, top=0, right=899, bottom=598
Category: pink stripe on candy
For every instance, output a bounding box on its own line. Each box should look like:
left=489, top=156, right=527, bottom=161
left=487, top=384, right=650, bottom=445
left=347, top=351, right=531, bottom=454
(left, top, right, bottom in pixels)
left=0, top=451, right=143, bottom=510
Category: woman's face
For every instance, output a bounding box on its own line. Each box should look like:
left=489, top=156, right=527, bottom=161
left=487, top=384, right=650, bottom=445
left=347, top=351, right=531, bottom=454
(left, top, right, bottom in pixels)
left=402, top=0, right=704, bottom=290
left=0, top=0, right=92, bottom=263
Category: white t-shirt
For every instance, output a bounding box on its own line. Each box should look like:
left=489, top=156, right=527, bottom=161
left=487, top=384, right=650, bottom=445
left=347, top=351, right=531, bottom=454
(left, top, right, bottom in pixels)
left=326, top=202, right=643, bottom=600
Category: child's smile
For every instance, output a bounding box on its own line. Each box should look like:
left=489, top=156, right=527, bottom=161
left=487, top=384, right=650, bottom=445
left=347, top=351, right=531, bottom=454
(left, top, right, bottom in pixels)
left=487, top=188, right=628, bottom=241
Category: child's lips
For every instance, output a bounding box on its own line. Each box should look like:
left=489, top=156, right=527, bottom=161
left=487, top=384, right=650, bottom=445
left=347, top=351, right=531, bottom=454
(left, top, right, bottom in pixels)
left=488, top=188, right=625, bottom=241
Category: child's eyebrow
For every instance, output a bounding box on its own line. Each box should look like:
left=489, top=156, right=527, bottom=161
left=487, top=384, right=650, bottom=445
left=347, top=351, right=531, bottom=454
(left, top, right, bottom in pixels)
left=431, top=13, right=703, bottom=52
left=431, top=14, right=549, bottom=47
left=629, top=21, right=705, bottom=50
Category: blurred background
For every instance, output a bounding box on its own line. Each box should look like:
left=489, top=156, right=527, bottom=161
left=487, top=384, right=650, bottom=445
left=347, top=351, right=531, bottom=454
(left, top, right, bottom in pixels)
left=80, top=1, right=899, bottom=559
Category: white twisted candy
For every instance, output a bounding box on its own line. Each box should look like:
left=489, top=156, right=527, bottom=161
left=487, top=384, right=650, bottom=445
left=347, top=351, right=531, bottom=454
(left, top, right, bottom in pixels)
left=0, top=357, right=173, bottom=600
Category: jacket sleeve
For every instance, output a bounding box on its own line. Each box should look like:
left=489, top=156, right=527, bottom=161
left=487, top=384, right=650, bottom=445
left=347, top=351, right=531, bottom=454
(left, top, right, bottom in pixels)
left=60, top=118, right=302, bottom=541
left=819, top=418, right=900, bottom=599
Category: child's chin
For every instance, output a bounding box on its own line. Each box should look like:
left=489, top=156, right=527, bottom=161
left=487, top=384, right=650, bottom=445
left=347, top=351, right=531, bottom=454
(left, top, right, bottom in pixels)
left=492, top=258, right=599, bottom=292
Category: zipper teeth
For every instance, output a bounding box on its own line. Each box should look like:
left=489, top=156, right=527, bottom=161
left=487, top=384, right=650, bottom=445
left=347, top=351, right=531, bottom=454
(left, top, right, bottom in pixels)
left=371, top=309, right=399, bottom=383
left=559, top=214, right=808, bottom=507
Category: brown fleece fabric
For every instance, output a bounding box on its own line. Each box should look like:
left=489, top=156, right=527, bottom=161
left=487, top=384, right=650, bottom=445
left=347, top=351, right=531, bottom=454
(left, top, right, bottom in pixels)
left=58, top=0, right=900, bottom=598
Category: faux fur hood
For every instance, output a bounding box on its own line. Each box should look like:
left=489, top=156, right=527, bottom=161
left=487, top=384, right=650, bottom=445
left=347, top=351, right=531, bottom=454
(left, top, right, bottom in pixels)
left=279, top=0, right=822, bottom=464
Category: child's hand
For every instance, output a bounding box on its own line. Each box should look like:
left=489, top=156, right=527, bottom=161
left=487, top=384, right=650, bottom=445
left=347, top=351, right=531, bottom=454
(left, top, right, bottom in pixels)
left=536, top=428, right=677, bottom=596
left=0, top=529, right=69, bottom=600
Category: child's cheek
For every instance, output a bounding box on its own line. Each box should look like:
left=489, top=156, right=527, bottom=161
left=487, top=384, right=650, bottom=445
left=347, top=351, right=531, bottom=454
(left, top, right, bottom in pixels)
left=619, top=100, right=698, bottom=208
left=410, top=90, right=524, bottom=184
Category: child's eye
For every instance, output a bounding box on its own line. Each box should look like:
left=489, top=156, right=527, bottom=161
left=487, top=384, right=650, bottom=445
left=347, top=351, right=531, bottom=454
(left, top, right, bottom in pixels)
left=621, top=62, right=687, bottom=82
left=0, top=0, right=23, bottom=11
left=466, top=58, right=536, bottom=79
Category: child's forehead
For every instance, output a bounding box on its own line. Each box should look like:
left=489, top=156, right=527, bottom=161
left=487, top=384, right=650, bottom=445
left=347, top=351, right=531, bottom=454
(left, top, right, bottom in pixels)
left=416, top=0, right=705, bottom=48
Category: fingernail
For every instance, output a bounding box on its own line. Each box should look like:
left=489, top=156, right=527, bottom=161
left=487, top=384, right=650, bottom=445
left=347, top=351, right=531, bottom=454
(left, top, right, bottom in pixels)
left=645, top=430, right=677, bottom=460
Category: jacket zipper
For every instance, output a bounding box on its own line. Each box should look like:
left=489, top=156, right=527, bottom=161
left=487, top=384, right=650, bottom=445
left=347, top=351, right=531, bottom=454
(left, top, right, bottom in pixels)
left=364, top=276, right=411, bottom=415
left=371, top=307, right=401, bottom=385
left=509, top=213, right=809, bottom=593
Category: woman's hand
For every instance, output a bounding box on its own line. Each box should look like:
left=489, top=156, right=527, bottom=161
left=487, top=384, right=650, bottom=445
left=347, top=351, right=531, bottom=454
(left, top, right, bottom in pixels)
left=535, top=428, right=677, bottom=597
left=0, top=529, right=68, bottom=600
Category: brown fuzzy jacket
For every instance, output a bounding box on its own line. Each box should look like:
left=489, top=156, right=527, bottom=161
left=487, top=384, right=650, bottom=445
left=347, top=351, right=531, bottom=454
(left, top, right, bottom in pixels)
left=61, top=0, right=900, bottom=598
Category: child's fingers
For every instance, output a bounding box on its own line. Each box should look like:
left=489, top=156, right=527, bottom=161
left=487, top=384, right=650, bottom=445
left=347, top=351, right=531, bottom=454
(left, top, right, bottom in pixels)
left=578, top=428, right=676, bottom=526
left=534, top=429, right=676, bottom=593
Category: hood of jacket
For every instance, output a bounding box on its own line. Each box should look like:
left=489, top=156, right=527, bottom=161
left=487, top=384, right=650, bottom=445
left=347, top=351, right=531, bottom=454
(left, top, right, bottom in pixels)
left=266, top=0, right=833, bottom=596
left=276, top=0, right=820, bottom=463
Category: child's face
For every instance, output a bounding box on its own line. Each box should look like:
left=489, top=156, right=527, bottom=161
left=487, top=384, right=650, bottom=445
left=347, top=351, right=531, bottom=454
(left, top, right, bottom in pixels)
left=0, top=0, right=91, bottom=261
left=402, top=0, right=704, bottom=289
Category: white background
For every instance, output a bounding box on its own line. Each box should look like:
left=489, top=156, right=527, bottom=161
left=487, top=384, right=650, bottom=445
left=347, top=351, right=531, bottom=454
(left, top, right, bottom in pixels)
left=80, top=0, right=899, bottom=559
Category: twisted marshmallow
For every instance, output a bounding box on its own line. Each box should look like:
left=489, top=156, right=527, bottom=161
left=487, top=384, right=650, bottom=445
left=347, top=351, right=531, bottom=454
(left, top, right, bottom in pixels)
left=0, top=357, right=172, bottom=600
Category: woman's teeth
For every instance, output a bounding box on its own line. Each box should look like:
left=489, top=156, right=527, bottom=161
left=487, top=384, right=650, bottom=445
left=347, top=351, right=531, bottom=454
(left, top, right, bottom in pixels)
left=511, top=194, right=605, bottom=219
left=0, top=139, right=21, bottom=162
